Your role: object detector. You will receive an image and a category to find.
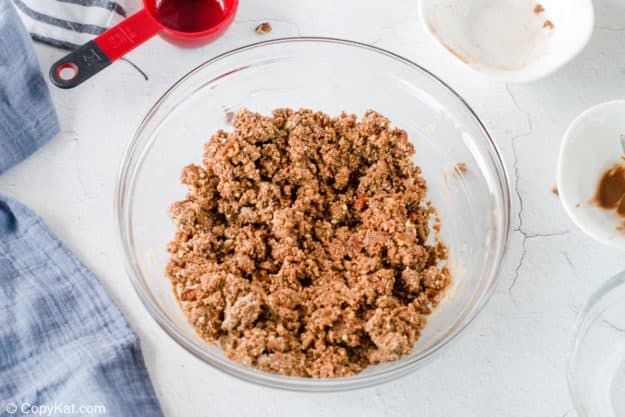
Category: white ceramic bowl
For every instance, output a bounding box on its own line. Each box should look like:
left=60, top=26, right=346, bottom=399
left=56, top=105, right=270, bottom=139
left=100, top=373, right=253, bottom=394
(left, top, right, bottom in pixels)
left=557, top=100, right=625, bottom=250
left=419, top=0, right=594, bottom=82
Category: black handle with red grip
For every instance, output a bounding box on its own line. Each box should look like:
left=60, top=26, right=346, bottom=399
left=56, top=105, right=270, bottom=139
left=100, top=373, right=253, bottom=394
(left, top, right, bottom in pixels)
left=50, top=41, right=112, bottom=89
left=48, top=9, right=161, bottom=89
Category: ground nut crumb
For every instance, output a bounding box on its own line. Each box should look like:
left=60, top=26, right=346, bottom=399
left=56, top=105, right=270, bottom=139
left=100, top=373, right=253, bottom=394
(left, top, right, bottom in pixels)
left=255, top=22, right=272, bottom=34
left=454, top=162, right=468, bottom=176
left=166, top=108, right=451, bottom=377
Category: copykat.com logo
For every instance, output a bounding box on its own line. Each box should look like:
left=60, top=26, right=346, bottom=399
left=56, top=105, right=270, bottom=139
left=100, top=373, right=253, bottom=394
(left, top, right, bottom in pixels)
left=4, top=402, right=106, bottom=415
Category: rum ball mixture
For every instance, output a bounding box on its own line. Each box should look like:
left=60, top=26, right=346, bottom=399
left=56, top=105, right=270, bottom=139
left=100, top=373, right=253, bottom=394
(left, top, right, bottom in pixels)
left=166, top=109, right=450, bottom=377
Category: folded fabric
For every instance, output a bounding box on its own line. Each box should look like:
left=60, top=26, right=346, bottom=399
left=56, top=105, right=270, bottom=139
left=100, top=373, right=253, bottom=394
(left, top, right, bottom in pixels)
left=0, top=0, right=59, bottom=174
left=10, top=0, right=131, bottom=50
left=0, top=196, right=164, bottom=417
left=0, top=2, right=164, bottom=416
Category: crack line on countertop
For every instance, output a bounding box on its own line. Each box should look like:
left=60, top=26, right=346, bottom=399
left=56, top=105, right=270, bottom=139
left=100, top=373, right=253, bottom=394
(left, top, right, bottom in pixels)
left=602, top=318, right=625, bottom=333
left=509, top=230, right=570, bottom=296
left=507, top=82, right=532, bottom=296
left=73, top=136, right=98, bottom=201
left=505, top=83, right=571, bottom=297
left=563, top=251, right=574, bottom=269
left=506, top=82, right=532, bottom=233
left=370, top=25, right=405, bottom=46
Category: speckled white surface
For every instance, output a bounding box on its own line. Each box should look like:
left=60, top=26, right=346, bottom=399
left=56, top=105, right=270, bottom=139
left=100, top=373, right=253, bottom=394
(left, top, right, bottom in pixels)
left=3, top=0, right=625, bottom=415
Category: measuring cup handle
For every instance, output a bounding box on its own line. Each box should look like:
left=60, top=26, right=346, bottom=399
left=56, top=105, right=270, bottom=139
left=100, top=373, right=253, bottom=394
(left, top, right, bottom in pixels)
left=50, top=8, right=161, bottom=89
left=49, top=41, right=112, bottom=89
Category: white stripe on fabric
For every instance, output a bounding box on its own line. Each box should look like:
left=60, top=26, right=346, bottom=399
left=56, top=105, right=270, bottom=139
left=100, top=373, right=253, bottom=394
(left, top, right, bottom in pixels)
left=12, top=0, right=130, bottom=46
left=14, top=6, right=97, bottom=46
left=21, top=0, right=122, bottom=30
left=57, top=0, right=128, bottom=19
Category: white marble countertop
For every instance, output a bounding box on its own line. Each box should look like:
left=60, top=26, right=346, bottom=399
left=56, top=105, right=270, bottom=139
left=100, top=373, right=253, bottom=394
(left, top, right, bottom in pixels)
left=3, top=0, right=625, bottom=415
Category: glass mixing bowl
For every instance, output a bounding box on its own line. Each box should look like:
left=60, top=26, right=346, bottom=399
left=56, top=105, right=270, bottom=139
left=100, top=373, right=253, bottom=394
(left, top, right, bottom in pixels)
left=568, top=271, right=625, bottom=417
left=116, top=37, right=511, bottom=391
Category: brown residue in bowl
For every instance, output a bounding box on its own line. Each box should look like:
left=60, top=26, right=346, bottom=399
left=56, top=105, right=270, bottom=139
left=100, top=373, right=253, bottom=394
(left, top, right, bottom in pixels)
left=442, top=42, right=469, bottom=64
left=534, top=4, right=553, bottom=29
left=427, top=22, right=470, bottom=64
left=551, top=185, right=559, bottom=196
left=594, top=164, right=625, bottom=228
left=595, top=165, right=625, bottom=208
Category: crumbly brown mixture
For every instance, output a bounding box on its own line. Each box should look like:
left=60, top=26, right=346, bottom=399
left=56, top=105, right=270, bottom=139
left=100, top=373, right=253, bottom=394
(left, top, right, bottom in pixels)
left=166, top=109, right=450, bottom=377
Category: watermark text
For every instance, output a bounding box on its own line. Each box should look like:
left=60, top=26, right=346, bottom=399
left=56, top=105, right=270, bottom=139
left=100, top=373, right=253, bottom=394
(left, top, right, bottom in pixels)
left=4, top=402, right=106, bottom=415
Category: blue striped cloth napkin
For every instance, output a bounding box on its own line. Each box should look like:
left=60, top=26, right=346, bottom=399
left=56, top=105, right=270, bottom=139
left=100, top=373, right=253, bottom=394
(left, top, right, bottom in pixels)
left=0, top=196, right=165, bottom=417
left=0, top=2, right=164, bottom=416
left=11, top=0, right=133, bottom=50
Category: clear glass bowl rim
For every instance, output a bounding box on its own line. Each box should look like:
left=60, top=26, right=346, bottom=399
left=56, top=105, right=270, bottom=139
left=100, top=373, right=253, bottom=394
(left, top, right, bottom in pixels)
left=115, top=36, right=512, bottom=391
left=567, top=270, right=625, bottom=416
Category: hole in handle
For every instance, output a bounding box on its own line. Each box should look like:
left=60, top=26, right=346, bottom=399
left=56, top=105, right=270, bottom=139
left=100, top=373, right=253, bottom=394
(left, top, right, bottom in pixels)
left=55, top=62, right=79, bottom=81
left=49, top=41, right=112, bottom=89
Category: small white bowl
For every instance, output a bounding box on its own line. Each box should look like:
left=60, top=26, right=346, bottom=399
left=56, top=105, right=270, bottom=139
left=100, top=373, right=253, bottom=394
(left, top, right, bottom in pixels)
left=419, top=0, right=594, bottom=82
left=558, top=100, right=625, bottom=250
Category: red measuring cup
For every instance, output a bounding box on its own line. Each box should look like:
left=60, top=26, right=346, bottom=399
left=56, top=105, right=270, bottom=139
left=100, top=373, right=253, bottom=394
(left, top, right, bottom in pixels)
left=50, top=0, right=238, bottom=89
